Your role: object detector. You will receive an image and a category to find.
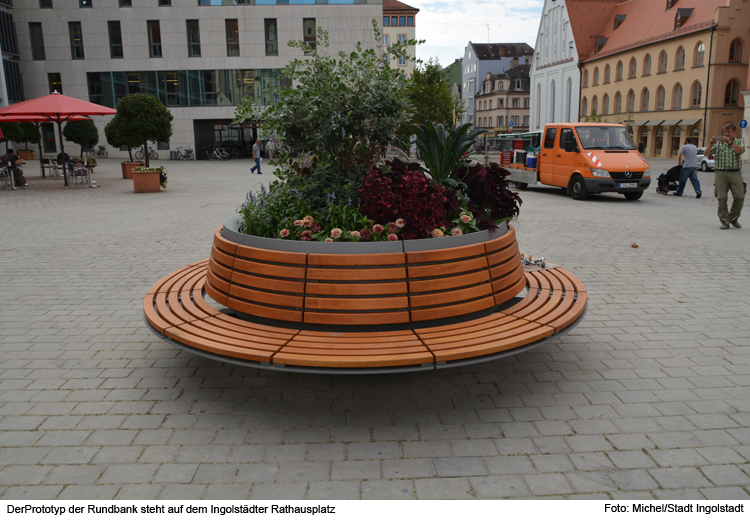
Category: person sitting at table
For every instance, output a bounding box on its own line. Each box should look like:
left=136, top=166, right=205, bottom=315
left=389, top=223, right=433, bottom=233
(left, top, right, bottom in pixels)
left=2, top=149, right=27, bottom=187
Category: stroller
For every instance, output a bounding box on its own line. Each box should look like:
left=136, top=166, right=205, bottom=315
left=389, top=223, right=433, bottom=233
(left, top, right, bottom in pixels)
left=656, top=165, right=681, bottom=194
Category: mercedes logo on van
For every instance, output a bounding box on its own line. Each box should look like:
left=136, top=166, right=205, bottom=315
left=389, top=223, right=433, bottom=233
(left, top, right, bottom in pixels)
left=625, top=170, right=632, bottom=178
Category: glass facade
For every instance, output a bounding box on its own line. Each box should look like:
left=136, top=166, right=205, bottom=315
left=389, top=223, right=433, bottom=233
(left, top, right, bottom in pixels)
left=87, top=69, right=287, bottom=108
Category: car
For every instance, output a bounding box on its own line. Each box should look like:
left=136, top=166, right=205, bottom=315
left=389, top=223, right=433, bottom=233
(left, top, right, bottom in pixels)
left=696, top=147, right=714, bottom=172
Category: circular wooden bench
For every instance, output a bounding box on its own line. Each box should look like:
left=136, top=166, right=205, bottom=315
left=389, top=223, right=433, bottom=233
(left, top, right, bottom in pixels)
left=143, top=225, right=587, bottom=373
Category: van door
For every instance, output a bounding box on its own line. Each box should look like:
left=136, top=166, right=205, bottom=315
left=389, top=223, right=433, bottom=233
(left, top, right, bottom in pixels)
left=555, top=127, right=578, bottom=187
left=539, top=127, right=557, bottom=185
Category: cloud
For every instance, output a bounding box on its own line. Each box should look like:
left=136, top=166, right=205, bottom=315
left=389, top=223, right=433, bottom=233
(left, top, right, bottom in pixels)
left=408, top=0, right=543, bottom=67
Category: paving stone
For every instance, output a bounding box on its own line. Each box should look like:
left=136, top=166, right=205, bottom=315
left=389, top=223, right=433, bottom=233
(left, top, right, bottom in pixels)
left=484, top=455, right=535, bottom=475
left=648, top=448, right=708, bottom=467
left=414, top=478, right=474, bottom=499
left=565, top=472, right=618, bottom=493
left=159, top=484, right=205, bottom=500
left=331, top=460, right=380, bottom=480
left=98, top=464, right=158, bottom=484
left=347, top=442, right=400, bottom=460
left=0, top=466, right=52, bottom=485
left=700, top=465, right=750, bottom=486
left=608, top=451, right=658, bottom=469
left=530, top=454, right=574, bottom=473
left=203, top=483, right=252, bottom=500
left=249, top=483, right=308, bottom=500
left=648, top=468, right=712, bottom=489
left=115, top=485, right=163, bottom=500
left=153, top=464, right=199, bottom=484
left=524, top=474, right=573, bottom=495
left=608, top=470, right=660, bottom=491
left=469, top=475, right=530, bottom=498
left=1, top=485, right=63, bottom=500
left=307, top=481, right=360, bottom=500
left=700, top=487, right=750, bottom=500
left=361, top=480, right=415, bottom=500
left=382, top=459, right=434, bottom=479
left=433, top=457, right=487, bottom=477
left=277, top=462, right=330, bottom=483
left=235, top=463, right=278, bottom=483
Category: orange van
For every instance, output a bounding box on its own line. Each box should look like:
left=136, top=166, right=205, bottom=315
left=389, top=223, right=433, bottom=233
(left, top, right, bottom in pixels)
left=502, top=123, right=651, bottom=200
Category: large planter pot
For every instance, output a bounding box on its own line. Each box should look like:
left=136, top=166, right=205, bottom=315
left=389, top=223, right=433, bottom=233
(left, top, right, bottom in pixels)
left=205, top=214, right=525, bottom=327
left=17, top=150, right=35, bottom=160
left=132, top=170, right=161, bottom=193
left=121, top=161, right=143, bottom=179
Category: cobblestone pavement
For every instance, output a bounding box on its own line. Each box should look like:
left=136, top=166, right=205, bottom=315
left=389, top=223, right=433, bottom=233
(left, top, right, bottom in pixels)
left=0, top=158, right=748, bottom=500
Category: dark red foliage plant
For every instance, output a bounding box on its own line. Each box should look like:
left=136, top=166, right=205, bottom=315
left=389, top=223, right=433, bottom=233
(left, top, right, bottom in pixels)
left=359, top=160, right=458, bottom=240
left=455, top=162, right=522, bottom=223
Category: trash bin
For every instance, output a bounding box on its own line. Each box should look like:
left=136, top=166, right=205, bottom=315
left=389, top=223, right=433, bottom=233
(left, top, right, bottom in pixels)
left=526, top=155, right=537, bottom=169
left=169, top=151, right=176, bottom=160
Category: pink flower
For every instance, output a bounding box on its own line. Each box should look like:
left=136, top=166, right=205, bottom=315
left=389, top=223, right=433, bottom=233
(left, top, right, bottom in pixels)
left=432, top=228, right=444, bottom=238
left=395, top=218, right=406, bottom=228
left=372, top=224, right=384, bottom=234
left=301, top=230, right=311, bottom=238
left=325, top=237, right=333, bottom=243
left=331, top=228, right=343, bottom=239
left=350, top=231, right=361, bottom=238
left=280, top=229, right=290, bottom=238
left=450, top=227, right=463, bottom=236
left=460, top=214, right=472, bottom=223
left=303, top=215, right=313, bottom=224
left=388, top=223, right=399, bottom=234
left=387, top=233, right=398, bottom=241
left=294, top=219, right=304, bottom=226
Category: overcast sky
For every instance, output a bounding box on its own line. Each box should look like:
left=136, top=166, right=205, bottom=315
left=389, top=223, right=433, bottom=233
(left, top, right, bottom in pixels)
left=409, top=0, right=543, bottom=68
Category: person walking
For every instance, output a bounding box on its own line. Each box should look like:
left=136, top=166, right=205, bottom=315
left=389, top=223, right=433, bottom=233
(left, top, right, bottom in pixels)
left=706, top=122, right=745, bottom=229
left=674, top=137, right=701, bottom=198
left=250, top=138, right=262, bottom=174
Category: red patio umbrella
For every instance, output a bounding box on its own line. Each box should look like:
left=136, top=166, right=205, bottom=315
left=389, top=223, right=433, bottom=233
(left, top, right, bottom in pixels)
left=0, top=92, right=116, bottom=186
left=0, top=114, right=91, bottom=178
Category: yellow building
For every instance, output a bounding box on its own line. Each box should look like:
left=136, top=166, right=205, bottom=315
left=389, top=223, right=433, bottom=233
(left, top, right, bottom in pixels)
left=383, top=0, right=419, bottom=78
left=572, top=0, right=749, bottom=158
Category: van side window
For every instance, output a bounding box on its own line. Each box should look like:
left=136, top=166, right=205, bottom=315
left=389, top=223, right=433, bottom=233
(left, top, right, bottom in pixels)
left=559, top=128, right=574, bottom=147
left=544, top=128, right=557, bottom=149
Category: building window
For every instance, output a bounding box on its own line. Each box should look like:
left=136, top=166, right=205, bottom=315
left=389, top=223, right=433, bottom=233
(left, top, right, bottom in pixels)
left=202, top=71, right=217, bottom=105
left=407, top=16, right=414, bottom=26
left=675, top=46, right=685, bottom=69
left=658, top=51, right=667, bottom=72
left=643, top=54, right=651, bottom=75
left=627, top=90, right=634, bottom=111
left=695, top=42, right=704, bottom=65
left=593, top=67, right=599, bottom=85
left=399, top=16, right=405, bottom=26
left=582, top=97, right=588, bottom=116
left=524, top=98, right=530, bottom=108
left=164, top=71, right=180, bottom=106
left=29, top=23, right=46, bottom=61
left=187, top=20, right=201, bottom=57
left=383, top=16, right=390, bottom=27
left=603, top=94, right=610, bottom=114
left=604, top=64, right=610, bottom=83
left=158, top=0, right=170, bottom=5
left=488, top=117, right=492, bottom=127
left=673, top=84, right=682, bottom=108
left=582, top=70, right=588, bottom=87
left=39, top=0, right=52, bottom=7
left=498, top=116, right=504, bottom=126
left=226, top=19, right=239, bottom=56
left=79, top=0, right=91, bottom=7
left=391, top=16, right=398, bottom=26
left=511, top=116, right=519, bottom=127
left=497, top=98, right=503, bottom=108
left=691, top=81, right=701, bottom=106
left=523, top=116, right=529, bottom=126
left=383, top=34, right=389, bottom=62
left=629, top=58, right=637, bottom=78
left=616, top=61, right=623, bottom=80
left=615, top=92, right=622, bottom=113
left=303, top=18, right=316, bottom=51
left=68, top=22, right=85, bottom=59
left=398, top=34, right=406, bottom=66
left=725, top=79, right=740, bottom=105
left=592, top=96, right=598, bottom=114
left=642, top=88, right=650, bottom=110
left=265, top=19, right=278, bottom=56
left=148, top=21, right=162, bottom=58
left=119, top=0, right=131, bottom=5
left=656, top=86, right=665, bottom=109
left=48, top=73, right=62, bottom=94
left=729, top=39, right=742, bottom=62
left=126, top=72, right=140, bottom=94
left=108, top=21, right=123, bottom=59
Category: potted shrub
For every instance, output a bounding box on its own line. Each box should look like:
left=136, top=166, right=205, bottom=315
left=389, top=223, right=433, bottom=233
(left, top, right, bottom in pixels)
left=132, top=165, right=167, bottom=193
left=17, top=149, right=35, bottom=160
left=104, top=114, right=144, bottom=178
left=109, top=93, right=173, bottom=170
left=63, top=120, right=99, bottom=158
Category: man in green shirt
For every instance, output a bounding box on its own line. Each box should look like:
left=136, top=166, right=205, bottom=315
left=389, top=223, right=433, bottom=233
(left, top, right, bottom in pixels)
left=706, top=122, right=745, bottom=229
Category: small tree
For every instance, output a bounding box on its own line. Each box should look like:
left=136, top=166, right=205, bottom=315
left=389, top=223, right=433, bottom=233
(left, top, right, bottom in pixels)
left=583, top=110, right=606, bottom=123
left=113, top=93, right=173, bottom=168
left=104, top=115, right=139, bottom=162
left=63, top=120, right=99, bottom=157
left=18, top=123, right=40, bottom=150
left=0, top=122, right=24, bottom=150
left=407, top=58, right=463, bottom=128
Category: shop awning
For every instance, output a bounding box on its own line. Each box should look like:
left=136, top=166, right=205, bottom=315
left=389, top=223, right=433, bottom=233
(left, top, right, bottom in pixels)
left=660, top=119, right=682, bottom=126
left=633, top=120, right=648, bottom=126
left=680, top=118, right=701, bottom=126
left=644, top=120, right=664, bottom=127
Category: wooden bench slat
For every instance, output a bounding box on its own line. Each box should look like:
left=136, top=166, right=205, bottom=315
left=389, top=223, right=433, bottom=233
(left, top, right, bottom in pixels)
left=231, top=270, right=306, bottom=294
left=176, top=319, right=288, bottom=348
left=407, top=269, right=490, bottom=294
left=297, top=328, right=414, bottom=338
left=419, top=316, right=528, bottom=344
left=208, top=257, right=234, bottom=282
left=405, top=242, right=487, bottom=264
left=513, top=272, right=563, bottom=321
left=232, top=258, right=307, bottom=280
left=192, top=277, right=223, bottom=317
left=272, top=351, right=434, bottom=368
left=233, top=243, right=308, bottom=265
left=206, top=266, right=232, bottom=295
left=429, top=325, right=555, bottom=363
left=210, top=247, right=235, bottom=269
left=490, top=265, right=526, bottom=293
left=493, top=274, right=528, bottom=305
left=543, top=291, right=587, bottom=331
left=290, top=334, right=423, bottom=345
left=426, top=320, right=547, bottom=351
left=488, top=256, right=524, bottom=280
left=304, top=296, right=409, bottom=312
left=483, top=224, right=518, bottom=252
left=279, top=343, right=429, bottom=355
left=143, top=293, right=173, bottom=333
left=213, top=228, right=238, bottom=255
left=307, top=253, right=405, bottom=267
left=213, top=313, right=298, bottom=335
left=486, top=241, right=520, bottom=267
left=306, top=268, right=406, bottom=281
left=229, top=283, right=305, bottom=310
left=555, top=268, right=587, bottom=293
left=283, top=337, right=424, bottom=350
left=414, top=312, right=512, bottom=337
left=501, top=273, right=542, bottom=316
left=409, top=283, right=493, bottom=309
left=195, top=317, right=294, bottom=343
left=410, top=296, right=496, bottom=322
left=303, top=310, right=410, bottom=326
left=407, top=257, right=489, bottom=279
left=226, top=297, right=303, bottom=323
left=306, top=281, right=407, bottom=297
left=166, top=326, right=277, bottom=363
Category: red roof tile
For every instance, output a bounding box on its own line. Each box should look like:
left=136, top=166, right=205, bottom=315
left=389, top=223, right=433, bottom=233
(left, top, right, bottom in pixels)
left=383, top=0, right=419, bottom=12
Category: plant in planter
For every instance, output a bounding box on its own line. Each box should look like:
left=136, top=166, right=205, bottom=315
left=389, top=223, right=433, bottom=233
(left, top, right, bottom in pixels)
left=63, top=120, right=99, bottom=158
left=110, top=94, right=173, bottom=169
left=132, top=165, right=167, bottom=192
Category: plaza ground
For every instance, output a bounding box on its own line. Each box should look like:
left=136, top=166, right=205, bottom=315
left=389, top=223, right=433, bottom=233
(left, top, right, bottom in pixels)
left=0, top=157, right=748, bottom=499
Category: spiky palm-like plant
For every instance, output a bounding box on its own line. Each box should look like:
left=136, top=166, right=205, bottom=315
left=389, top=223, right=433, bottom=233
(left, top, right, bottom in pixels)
left=410, top=121, right=484, bottom=185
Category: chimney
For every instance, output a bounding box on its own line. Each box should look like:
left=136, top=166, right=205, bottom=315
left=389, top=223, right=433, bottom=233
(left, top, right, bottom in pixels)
left=511, top=57, right=519, bottom=68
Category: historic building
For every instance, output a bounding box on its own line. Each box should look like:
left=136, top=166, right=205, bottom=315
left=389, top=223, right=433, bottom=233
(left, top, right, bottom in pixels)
left=530, top=0, right=581, bottom=131
left=475, top=63, right=531, bottom=135
left=382, top=0, right=418, bottom=78
left=574, top=0, right=749, bottom=158
left=3, top=0, right=393, bottom=157
left=460, top=42, right=533, bottom=127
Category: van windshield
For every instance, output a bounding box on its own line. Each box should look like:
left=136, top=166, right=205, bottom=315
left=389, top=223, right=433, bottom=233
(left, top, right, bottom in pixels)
left=575, top=126, right=636, bottom=150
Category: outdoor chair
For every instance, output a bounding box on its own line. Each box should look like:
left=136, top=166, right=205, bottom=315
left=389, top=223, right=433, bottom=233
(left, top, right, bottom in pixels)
left=0, top=166, right=13, bottom=190
left=41, top=158, right=61, bottom=178
left=67, top=161, right=90, bottom=188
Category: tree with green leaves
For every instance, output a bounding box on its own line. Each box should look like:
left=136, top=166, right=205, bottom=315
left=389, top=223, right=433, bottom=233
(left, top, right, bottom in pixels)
left=410, top=121, right=484, bottom=185
left=0, top=122, right=24, bottom=150
left=407, top=58, right=463, bottom=127
left=234, top=21, right=420, bottom=181
left=63, top=120, right=99, bottom=157
left=584, top=110, right=606, bottom=123
left=18, top=123, right=40, bottom=150
left=104, top=115, right=140, bottom=162
left=112, top=93, right=173, bottom=168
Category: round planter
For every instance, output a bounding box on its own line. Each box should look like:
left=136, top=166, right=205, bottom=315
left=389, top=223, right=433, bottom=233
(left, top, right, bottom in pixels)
left=132, top=170, right=161, bottom=193
left=121, top=161, right=143, bottom=179
left=205, top=215, right=525, bottom=327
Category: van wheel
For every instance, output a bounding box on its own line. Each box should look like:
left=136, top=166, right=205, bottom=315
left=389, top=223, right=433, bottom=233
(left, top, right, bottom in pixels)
left=701, top=161, right=708, bottom=172
left=624, top=191, right=643, bottom=201
left=513, top=182, right=528, bottom=190
left=569, top=175, right=589, bottom=200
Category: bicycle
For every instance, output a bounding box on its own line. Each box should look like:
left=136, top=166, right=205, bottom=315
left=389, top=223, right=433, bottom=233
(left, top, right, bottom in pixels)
left=135, top=145, right=159, bottom=160
left=83, top=145, right=108, bottom=158
left=209, top=146, right=229, bottom=161
left=174, top=147, right=194, bottom=160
